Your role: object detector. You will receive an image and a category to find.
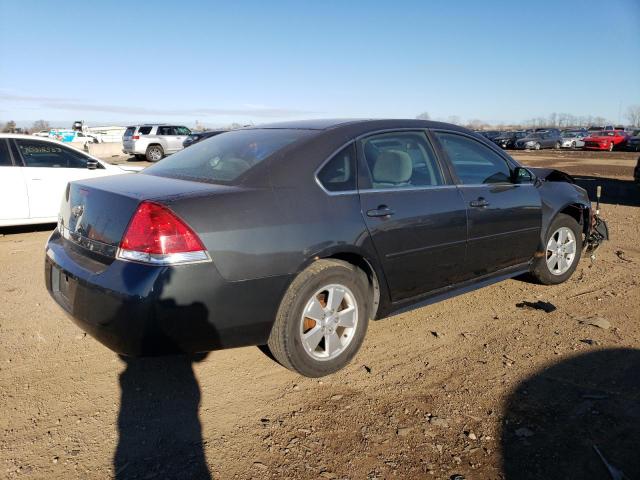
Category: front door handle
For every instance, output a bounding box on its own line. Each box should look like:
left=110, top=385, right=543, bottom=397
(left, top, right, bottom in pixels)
left=469, top=197, right=489, bottom=208
left=367, top=205, right=395, bottom=217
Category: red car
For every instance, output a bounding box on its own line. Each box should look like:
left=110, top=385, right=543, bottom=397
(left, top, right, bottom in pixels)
left=583, top=130, right=629, bottom=151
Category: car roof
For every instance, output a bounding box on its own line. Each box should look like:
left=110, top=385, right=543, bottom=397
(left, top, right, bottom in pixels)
left=251, top=118, right=469, bottom=133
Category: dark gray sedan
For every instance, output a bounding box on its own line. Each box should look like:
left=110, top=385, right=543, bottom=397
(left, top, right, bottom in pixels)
left=514, top=131, right=562, bottom=150
left=45, top=119, right=606, bottom=377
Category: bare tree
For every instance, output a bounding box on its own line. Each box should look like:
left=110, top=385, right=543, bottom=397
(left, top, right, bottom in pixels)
left=625, top=105, right=640, bottom=127
left=1, top=120, right=17, bottom=133
left=31, top=120, right=50, bottom=132
left=416, top=112, right=431, bottom=120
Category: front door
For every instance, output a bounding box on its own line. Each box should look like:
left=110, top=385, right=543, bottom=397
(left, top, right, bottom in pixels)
left=13, top=139, right=108, bottom=219
left=432, top=131, right=542, bottom=278
left=357, top=131, right=467, bottom=302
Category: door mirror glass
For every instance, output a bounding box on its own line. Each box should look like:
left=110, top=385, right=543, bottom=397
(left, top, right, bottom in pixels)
left=513, top=167, right=534, bottom=184
left=87, top=159, right=99, bottom=170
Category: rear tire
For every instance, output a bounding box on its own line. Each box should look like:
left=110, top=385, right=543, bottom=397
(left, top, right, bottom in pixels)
left=531, top=213, right=582, bottom=285
left=146, top=145, right=164, bottom=162
left=555, top=141, right=561, bottom=149
left=267, top=259, right=370, bottom=377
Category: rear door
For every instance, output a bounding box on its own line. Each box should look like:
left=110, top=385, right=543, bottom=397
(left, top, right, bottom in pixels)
left=0, top=139, right=30, bottom=222
left=14, top=139, right=110, bottom=219
left=357, top=130, right=467, bottom=302
left=432, top=131, right=541, bottom=278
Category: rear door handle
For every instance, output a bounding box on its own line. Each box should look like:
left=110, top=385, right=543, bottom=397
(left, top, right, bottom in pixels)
left=367, top=205, right=395, bottom=217
left=469, top=198, right=489, bottom=208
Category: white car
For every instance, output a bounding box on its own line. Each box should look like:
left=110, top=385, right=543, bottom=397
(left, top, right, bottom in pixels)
left=0, top=134, right=141, bottom=227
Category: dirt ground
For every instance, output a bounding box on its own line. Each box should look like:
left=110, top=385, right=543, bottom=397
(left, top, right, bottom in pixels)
left=1, top=150, right=638, bottom=480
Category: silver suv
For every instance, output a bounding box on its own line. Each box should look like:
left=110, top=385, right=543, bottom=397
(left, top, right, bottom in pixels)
left=122, top=124, right=191, bottom=161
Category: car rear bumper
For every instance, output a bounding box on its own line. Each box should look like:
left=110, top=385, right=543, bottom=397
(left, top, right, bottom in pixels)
left=44, top=230, right=291, bottom=356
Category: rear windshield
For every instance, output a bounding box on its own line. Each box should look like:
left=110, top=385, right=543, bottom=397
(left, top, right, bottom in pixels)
left=124, top=127, right=135, bottom=137
left=143, top=128, right=313, bottom=184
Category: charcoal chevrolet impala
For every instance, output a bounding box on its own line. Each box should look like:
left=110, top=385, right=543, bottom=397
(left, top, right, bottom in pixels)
left=45, top=119, right=608, bottom=377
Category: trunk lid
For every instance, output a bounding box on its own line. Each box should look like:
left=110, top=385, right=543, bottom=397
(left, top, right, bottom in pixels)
left=59, top=173, right=235, bottom=257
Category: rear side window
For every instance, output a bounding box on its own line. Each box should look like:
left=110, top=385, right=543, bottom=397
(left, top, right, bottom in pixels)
left=144, top=128, right=313, bottom=184
left=435, top=132, right=512, bottom=185
left=15, top=139, right=90, bottom=169
left=157, top=126, right=172, bottom=135
left=317, top=144, right=356, bottom=192
left=360, top=131, right=444, bottom=189
left=0, top=140, right=12, bottom=166
left=138, top=126, right=153, bottom=135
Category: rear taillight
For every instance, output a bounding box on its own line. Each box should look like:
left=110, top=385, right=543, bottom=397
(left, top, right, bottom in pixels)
left=132, top=135, right=140, bottom=140
left=118, top=201, right=210, bottom=265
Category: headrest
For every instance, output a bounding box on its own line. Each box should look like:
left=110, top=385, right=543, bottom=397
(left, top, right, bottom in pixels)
left=372, top=150, right=412, bottom=184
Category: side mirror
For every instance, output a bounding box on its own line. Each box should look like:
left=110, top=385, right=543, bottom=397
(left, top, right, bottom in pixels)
left=87, top=159, right=98, bottom=170
left=513, top=166, right=534, bottom=184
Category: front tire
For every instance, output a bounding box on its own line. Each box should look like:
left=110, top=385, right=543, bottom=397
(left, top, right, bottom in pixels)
left=534, top=142, right=541, bottom=150
left=531, top=213, right=582, bottom=285
left=267, top=259, right=370, bottom=377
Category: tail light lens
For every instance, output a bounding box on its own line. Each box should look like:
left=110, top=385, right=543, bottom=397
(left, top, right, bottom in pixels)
left=118, top=201, right=210, bottom=265
left=132, top=135, right=140, bottom=140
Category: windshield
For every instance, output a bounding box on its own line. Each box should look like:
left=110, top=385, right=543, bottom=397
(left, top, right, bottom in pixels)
left=144, top=128, right=313, bottom=184
left=561, top=131, right=580, bottom=138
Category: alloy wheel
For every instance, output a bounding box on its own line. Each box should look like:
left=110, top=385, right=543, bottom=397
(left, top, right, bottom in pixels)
left=299, top=284, right=358, bottom=361
left=546, top=227, right=577, bottom=275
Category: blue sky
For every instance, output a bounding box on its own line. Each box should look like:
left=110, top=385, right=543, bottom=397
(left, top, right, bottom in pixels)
left=1, top=0, right=639, bottom=127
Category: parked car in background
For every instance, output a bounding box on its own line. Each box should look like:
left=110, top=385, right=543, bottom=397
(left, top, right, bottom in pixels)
left=491, top=131, right=527, bottom=149
left=634, top=156, right=640, bottom=185
left=583, top=130, right=629, bottom=151
left=182, top=130, right=226, bottom=149
left=515, top=131, right=562, bottom=150
left=44, top=119, right=607, bottom=377
left=588, top=125, right=614, bottom=133
left=33, top=130, right=51, bottom=137
left=122, top=124, right=192, bottom=161
left=626, top=129, right=640, bottom=152
left=560, top=130, right=588, bottom=149
left=534, top=128, right=561, bottom=137
left=476, top=130, right=502, bottom=141
left=0, top=134, right=140, bottom=227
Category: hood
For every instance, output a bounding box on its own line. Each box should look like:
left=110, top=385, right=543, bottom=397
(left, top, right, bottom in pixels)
left=526, top=167, right=574, bottom=183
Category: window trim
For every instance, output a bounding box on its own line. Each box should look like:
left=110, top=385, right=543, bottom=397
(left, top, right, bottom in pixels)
left=429, top=128, right=519, bottom=186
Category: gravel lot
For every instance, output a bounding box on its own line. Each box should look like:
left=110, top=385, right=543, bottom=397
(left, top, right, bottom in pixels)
left=1, top=150, right=639, bottom=479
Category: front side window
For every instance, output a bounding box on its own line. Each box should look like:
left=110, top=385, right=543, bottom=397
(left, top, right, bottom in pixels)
left=174, top=126, right=191, bottom=136
left=434, top=132, right=512, bottom=185
left=360, top=131, right=444, bottom=189
left=15, top=139, right=91, bottom=169
left=144, top=128, right=313, bottom=184
left=317, top=144, right=356, bottom=192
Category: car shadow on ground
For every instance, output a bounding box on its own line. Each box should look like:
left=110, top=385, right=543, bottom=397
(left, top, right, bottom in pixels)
left=501, top=348, right=640, bottom=479
left=573, top=175, right=640, bottom=208
left=114, top=353, right=211, bottom=480
left=0, top=223, right=56, bottom=236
